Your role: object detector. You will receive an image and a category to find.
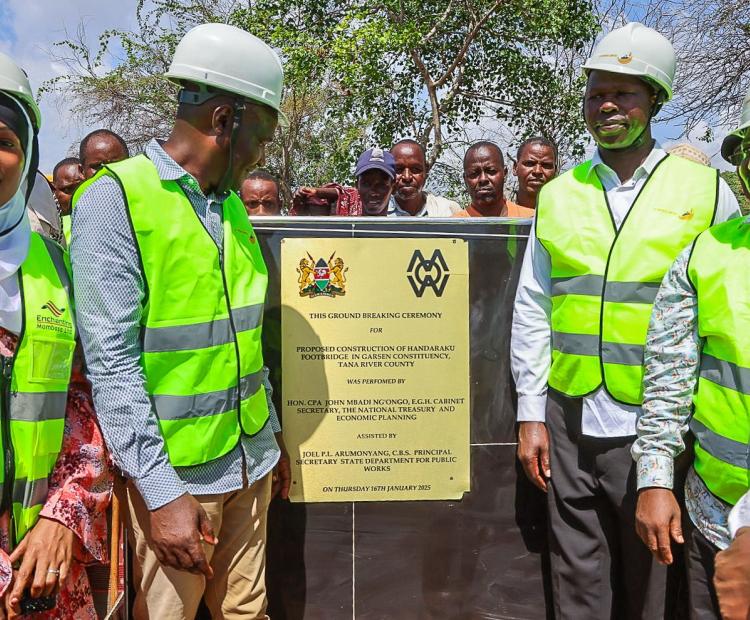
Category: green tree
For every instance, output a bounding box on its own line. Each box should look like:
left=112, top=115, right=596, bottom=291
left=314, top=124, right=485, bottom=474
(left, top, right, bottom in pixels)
left=45, top=0, right=597, bottom=196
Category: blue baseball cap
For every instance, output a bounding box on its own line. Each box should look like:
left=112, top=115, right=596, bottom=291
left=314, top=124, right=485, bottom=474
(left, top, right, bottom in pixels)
left=355, top=147, right=395, bottom=179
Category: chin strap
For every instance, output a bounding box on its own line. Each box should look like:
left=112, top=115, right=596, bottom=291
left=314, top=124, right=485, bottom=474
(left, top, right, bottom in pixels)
left=217, top=99, right=245, bottom=194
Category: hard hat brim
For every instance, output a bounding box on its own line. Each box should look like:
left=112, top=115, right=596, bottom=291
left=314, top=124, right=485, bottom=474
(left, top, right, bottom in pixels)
left=165, top=73, right=288, bottom=128
left=583, top=62, right=673, bottom=101
left=721, top=129, right=749, bottom=164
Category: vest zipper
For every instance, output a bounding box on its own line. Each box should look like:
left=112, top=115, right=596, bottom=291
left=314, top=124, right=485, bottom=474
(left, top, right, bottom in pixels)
left=217, top=247, right=248, bottom=488
left=174, top=184, right=248, bottom=483
left=595, top=156, right=669, bottom=405
left=0, top=355, right=16, bottom=549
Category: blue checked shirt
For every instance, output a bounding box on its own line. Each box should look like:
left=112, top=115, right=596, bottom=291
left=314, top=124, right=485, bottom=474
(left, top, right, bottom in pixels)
left=71, top=139, right=281, bottom=511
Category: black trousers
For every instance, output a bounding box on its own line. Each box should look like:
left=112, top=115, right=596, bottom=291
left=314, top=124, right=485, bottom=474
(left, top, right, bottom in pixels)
left=545, top=389, right=667, bottom=620
left=685, top=517, right=721, bottom=619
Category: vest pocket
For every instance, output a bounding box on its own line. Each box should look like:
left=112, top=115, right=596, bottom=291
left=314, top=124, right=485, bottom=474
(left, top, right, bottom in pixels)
left=28, top=337, right=75, bottom=384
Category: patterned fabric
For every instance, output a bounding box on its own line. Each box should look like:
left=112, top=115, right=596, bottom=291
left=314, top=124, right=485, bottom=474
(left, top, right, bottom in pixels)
left=289, top=183, right=362, bottom=216
left=71, top=139, right=281, bottom=511
left=633, top=246, right=734, bottom=549
left=0, top=329, right=112, bottom=618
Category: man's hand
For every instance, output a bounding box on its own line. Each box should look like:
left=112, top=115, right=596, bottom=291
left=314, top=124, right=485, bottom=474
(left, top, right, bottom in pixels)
left=714, top=527, right=750, bottom=620
left=272, top=455, right=291, bottom=500
left=149, top=494, right=217, bottom=578
left=517, top=422, right=550, bottom=492
left=272, top=433, right=291, bottom=500
left=5, top=517, right=75, bottom=616
left=635, top=487, right=684, bottom=565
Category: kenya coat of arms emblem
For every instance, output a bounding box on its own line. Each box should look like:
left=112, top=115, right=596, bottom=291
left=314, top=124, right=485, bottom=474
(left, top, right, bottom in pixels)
left=298, top=252, right=348, bottom=297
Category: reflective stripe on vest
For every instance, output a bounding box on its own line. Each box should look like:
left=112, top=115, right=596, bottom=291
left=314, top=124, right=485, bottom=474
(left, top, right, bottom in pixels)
left=1, top=233, right=75, bottom=543
left=688, top=218, right=750, bottom=505
left=75, top=155, right=270, bottom=467
left=536, top=155, right=718, bottom=405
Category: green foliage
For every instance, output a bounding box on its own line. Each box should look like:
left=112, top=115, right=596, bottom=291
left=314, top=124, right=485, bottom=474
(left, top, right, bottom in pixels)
left=44, top=0, right=597, bottom=197
left=721, top=171, right=750, bottom=214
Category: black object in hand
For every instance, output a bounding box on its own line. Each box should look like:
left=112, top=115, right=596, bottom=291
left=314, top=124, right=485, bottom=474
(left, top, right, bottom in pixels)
left=18, top=590, right=56, bottom=615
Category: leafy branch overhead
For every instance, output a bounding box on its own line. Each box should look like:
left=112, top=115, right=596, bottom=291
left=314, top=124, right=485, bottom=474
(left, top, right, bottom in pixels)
left=45, top=0, right=598, bottom=197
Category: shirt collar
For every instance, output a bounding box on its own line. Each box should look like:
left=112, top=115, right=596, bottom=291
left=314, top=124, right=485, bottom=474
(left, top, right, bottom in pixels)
left=145, top=139, right=187, bottom=182
left=588, top=141, right=667, bottom=182
left=387, top=195, right=428, bottom=217
left=145, top=138, right=228, bottom=200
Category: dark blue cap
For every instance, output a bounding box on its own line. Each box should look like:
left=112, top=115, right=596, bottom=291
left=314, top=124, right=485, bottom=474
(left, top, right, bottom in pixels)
left=355, top=147, right=395, bottom=179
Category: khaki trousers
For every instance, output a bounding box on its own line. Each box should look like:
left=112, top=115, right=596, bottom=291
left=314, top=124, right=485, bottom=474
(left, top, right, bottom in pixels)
left=127, top=474, right=272, bottom=620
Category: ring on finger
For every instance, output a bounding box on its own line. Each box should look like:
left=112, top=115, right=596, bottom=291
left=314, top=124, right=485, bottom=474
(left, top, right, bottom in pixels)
left=47, top=568, right=61, bottom=575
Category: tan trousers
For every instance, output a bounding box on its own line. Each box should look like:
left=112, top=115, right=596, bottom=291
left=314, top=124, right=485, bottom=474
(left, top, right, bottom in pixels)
left=127, top=474, right=272, bottom=620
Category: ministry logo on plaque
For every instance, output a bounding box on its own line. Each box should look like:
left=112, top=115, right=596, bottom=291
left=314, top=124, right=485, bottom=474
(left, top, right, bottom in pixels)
left=297, top=252, right=348, bottom=298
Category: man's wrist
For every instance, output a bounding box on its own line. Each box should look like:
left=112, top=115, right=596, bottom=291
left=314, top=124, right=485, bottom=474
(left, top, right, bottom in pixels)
left=134, top=463, right=186, bottom=511
left=516, top=394, right=547, bottom=423
left=636, top=454, right=674, bottom=491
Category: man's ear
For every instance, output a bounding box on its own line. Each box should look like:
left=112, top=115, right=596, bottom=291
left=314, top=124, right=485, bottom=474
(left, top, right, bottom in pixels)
left=212, top=104, right=234, bottom=136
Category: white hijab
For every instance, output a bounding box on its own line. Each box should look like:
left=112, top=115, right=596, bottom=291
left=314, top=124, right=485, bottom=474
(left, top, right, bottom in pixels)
left=0, top=98, right=34, bottom=335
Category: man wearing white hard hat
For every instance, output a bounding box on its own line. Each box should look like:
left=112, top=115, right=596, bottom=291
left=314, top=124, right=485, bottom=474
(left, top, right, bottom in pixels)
left=511, top=22, right=740, bottom=617
left=633, top=87, right=750, bottom=619
left=71, top=23, right=290, bottom=619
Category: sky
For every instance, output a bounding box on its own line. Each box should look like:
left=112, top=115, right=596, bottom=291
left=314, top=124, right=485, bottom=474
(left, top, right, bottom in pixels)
left=0, top=0, right=734, bottom=174
left=0, top=0, right=138, bottom=172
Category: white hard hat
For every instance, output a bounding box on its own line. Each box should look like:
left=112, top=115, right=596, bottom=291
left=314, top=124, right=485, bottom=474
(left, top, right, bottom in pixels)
left=721, top=86, right=750, bottom=163
left=165, top=23, right=287, bottom=126
left=583, top=22, right=676, bottom=102
left=0, top=51, right=42, bottom=129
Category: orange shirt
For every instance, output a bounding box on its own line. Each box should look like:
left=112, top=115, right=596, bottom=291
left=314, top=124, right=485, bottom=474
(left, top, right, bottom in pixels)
left=452, top=199, right=535, bottom=218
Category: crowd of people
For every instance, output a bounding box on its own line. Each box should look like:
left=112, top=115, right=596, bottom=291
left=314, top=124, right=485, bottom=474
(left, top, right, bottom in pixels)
left=46, top=134, right=558, bottom=226
left=0, top=13, right=748, bottom=620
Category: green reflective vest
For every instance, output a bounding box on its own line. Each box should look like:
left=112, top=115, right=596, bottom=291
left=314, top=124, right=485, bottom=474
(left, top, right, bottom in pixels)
left=62, top=214, right=71, bottom=246
left=2, top=232, right=75, bottom=544
left=75, top=155, right=270, bottom=467
left=536, top=155, right=718, bottom=405
left=688, top=217, right=750, bottom=505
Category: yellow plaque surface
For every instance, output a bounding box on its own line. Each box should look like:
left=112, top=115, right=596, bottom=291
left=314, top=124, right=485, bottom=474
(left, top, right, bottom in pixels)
left=281, top=237, right=470, bottom=502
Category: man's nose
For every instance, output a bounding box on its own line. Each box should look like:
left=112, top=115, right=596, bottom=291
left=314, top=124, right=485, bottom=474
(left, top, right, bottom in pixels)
left=600, top=100, right=618, bottom=114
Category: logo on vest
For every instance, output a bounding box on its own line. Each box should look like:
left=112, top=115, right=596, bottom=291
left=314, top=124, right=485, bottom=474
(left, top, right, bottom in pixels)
left=653, top=206, right=695, bottom=220
left=297, top=252, right=348, bottom=298
left=406, top=250, right=450, bottom=298
left=37, top=301, right=72, bottom=335
left=41, top=301, right=64, bottom=317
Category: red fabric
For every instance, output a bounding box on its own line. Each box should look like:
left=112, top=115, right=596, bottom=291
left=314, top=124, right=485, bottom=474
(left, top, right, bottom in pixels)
left=0, top=329, right=113, bottom=618
left=289, top=183, right=362, bottom=216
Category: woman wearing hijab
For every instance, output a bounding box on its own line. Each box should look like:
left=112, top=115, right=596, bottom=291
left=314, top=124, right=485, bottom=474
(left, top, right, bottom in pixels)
left=0, top=52, right=112, bottom=618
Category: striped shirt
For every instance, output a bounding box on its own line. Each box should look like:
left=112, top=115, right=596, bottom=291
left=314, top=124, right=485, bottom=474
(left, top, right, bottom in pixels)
left=70, top=139, right=280, bottom=511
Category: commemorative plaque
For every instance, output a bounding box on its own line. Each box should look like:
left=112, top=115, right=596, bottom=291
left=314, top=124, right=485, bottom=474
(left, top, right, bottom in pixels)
left=281, top=237, right=470, bottom=502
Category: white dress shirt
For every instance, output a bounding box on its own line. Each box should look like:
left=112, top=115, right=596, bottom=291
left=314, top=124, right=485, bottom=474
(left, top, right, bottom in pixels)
left=729, top=490, right=750, bottom=538
left=511, top=144, right=741, bottom=437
